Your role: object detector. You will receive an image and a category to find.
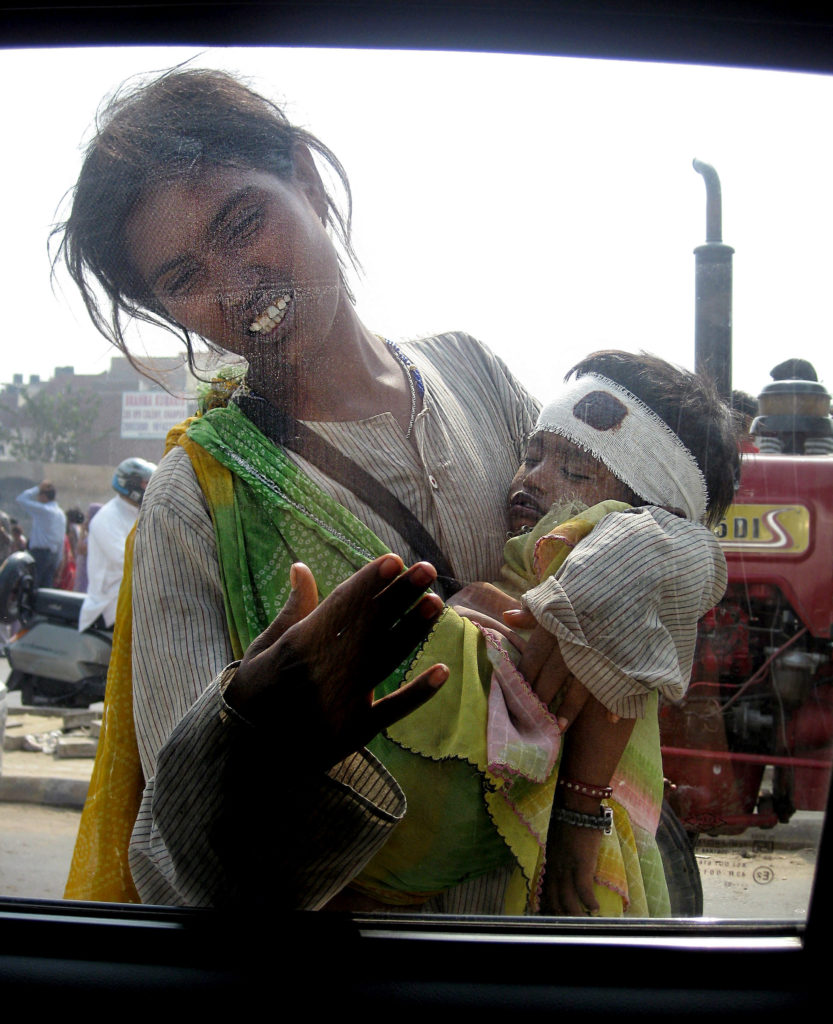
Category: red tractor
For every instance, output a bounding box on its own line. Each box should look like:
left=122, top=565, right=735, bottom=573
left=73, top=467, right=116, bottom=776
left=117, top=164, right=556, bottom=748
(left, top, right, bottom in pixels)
left=661, top=454, right=833, bottom=834
left=659, top=163, right=833, bottom=865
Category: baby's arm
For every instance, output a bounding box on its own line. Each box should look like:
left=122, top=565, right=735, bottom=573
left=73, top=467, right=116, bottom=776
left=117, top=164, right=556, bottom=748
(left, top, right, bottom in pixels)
left=507, top=507, right=727, bottom=915
left=541, top=698, right=635, bottom=915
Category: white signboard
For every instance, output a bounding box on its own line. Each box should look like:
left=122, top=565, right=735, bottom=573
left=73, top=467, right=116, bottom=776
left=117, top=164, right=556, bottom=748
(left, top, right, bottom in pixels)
left=121, top=392, right=191, bottom=439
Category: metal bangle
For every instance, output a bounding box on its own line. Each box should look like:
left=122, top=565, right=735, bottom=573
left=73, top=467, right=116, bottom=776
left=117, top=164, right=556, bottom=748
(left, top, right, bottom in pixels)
left=551, top=805, right=614, bottom=835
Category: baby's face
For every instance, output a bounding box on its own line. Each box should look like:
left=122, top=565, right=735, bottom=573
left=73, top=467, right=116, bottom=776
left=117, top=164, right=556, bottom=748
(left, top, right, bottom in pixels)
left=506, top=432, right=633, bottom=534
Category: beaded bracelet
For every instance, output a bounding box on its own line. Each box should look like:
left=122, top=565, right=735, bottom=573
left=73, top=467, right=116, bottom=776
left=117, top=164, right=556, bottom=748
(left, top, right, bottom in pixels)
left=557, top=778, right=613, bottom=800
left=551, top=805, right=614, bottom=834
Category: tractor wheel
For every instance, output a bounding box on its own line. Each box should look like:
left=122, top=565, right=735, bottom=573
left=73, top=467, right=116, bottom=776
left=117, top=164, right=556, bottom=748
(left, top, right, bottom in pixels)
left=656, top=800, right=703, bottom=917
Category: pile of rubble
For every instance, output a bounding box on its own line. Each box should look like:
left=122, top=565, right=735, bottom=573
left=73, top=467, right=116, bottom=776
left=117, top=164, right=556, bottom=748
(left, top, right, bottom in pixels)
left=3, top=706, right=100, bottom=760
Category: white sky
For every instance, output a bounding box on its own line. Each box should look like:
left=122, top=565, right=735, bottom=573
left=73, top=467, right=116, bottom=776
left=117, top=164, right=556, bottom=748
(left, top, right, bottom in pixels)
left=3, top=45, right=833, bottom=403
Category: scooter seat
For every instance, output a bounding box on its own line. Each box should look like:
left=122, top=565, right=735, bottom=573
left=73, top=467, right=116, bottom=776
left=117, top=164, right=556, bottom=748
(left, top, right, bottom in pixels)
left=33, top=588, right=85, bottom=626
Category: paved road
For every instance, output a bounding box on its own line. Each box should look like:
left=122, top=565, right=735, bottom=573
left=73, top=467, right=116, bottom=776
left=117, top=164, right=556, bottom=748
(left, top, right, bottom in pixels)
left=694, top=812, right=821, bottom=920
left=0, top=798, right=823, bottom=916
left=0, top=802, right=80, bottom=899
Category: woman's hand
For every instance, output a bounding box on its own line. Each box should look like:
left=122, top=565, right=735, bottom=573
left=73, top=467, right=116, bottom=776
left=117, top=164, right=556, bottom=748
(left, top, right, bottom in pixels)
left=226, top=554, right=448, bottom=770
left=540, top=820, right=602, bottom=916
left=448, top=582, right=525, bottom=651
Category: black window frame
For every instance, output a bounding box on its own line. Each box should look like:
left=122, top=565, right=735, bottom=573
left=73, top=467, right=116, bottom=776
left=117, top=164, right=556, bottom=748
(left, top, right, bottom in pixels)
left=1, top=0, right=832, bottom=1012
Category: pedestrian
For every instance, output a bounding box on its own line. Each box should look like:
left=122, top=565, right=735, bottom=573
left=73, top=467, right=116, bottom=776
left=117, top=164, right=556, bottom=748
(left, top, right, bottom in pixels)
left=78, top=460, right=156, bottom=632
left=74, top=503, right=102, bottom=594
left=55, top=508, right=85, bottom=590
left=15, top=481, right=66, bottom=588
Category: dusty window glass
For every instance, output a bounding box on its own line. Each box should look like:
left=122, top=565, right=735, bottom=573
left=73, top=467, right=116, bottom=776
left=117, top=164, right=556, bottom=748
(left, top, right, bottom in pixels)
left=0, top=45, right=830, bottom=921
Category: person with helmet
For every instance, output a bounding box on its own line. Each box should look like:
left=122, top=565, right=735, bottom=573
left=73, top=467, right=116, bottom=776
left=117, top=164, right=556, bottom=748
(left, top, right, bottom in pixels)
left=78, top=458, right=156, bottom=633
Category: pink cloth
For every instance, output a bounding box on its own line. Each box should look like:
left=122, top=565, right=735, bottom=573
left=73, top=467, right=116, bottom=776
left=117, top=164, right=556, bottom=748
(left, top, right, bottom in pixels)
left=478, top=625, right=561, bottom=784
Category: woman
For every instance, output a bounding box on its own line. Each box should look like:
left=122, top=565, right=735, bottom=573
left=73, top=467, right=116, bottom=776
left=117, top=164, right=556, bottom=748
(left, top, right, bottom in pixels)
left=57, top=67, right=539, bottom=909
left=54, top=507, right=84, bottom=591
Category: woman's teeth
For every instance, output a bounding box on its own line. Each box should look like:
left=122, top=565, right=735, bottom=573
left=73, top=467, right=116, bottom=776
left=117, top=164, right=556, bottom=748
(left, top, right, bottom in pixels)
left=249, top=294, right=291, bottom=335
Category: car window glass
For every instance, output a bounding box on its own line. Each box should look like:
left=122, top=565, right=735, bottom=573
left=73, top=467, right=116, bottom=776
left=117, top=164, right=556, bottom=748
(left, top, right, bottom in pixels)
left=0, top=45, right=830, bottom=922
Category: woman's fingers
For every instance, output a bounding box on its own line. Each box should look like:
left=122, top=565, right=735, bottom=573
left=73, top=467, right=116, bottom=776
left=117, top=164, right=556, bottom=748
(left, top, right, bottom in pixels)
left=370, top=560, right=438, bottom=625
left=319, top=558, right=441, bottom=681
left=313, top=555, right=437, bottom=645
left=235, top=556, right=445, bottom=758
left=361, top=592, right=445, bottom=686
left=312, top=553, right=405, bottom=637
left=366, top=662, right=449, bottom=737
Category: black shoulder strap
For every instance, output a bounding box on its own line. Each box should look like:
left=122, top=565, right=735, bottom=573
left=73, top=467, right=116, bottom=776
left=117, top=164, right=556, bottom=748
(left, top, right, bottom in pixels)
left=234, top=394, right=461, bottom=598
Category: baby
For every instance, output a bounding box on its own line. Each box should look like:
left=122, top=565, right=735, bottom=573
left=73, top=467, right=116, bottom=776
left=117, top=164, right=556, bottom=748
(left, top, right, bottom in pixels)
left=462, top=349, right=738, bottom=915
left=350, top=349, right=738, bottom=917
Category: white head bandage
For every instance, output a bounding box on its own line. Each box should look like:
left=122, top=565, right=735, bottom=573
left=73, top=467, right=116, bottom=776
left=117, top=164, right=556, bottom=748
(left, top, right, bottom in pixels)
left=535, top=373, right=709, bottom=522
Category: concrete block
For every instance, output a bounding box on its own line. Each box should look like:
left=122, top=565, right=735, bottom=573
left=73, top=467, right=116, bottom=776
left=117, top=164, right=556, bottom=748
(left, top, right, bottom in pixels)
left=62, top=710, right=98, bottom=729
left=54, top=736, right=98, bottom=759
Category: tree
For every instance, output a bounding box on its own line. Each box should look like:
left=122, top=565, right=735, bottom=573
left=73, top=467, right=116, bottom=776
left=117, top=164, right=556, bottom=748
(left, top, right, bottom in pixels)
left=0, top=387, right=108, bottom=463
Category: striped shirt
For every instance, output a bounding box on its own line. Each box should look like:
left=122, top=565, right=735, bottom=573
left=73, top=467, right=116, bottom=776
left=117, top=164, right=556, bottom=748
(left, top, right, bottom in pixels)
left=128, top=332, right=539, bottom=909
left=523, top=506, right=728, bottom=718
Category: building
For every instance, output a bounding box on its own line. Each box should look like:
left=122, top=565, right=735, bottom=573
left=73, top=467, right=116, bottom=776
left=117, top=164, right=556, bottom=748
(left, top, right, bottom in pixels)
left=0, top=357, right=199, bottom=523
left=0, top=356, right=197, bottom=467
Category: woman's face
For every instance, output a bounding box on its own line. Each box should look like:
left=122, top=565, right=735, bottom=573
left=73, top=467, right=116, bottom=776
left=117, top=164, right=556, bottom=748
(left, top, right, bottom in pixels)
left=125, top=164, right=342, bottom=357
left=506, top=431, right=633, bottom=534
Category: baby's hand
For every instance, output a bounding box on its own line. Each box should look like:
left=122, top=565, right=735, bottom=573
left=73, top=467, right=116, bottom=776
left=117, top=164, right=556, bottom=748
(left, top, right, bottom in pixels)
left=503, top=609, right=620, bottom=730
left=540, top=818, right=603, bottom=916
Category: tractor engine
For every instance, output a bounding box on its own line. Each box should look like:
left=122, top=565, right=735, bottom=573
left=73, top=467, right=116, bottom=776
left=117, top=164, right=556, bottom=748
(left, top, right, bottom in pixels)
left=661, top=453, right=833, bottom=834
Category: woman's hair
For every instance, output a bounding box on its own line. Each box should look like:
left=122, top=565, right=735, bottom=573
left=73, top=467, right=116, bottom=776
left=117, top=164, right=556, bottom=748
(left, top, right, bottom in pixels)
left=51, top=67, right=359, bottom=373
left=566, top=350, right=741, bottom=527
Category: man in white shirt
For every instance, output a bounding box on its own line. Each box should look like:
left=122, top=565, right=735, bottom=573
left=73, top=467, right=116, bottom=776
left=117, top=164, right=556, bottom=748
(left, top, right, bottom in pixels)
left=78, top=458, right=156, bottom=632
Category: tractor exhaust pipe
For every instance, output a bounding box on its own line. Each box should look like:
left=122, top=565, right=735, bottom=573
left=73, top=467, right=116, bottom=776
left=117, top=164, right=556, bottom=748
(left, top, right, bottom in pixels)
left=693, top=158, right=734, bottom=399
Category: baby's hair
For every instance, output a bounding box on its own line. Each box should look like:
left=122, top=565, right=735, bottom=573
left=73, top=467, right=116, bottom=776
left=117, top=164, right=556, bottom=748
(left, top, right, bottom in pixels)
left=51, top=66, right=359, bottom=376
left=566, top=350, right=740, bottom=527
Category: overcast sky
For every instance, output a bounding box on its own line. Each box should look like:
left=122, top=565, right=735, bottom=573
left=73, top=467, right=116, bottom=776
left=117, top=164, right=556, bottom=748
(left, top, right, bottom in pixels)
left=3, top=45, right=833, bottom=403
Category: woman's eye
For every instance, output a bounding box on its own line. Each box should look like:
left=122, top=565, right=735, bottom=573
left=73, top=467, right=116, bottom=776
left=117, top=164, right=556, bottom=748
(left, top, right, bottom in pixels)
left=161, top=265, right=199, bottom=298
left=226, top=207, right=262, bottom=242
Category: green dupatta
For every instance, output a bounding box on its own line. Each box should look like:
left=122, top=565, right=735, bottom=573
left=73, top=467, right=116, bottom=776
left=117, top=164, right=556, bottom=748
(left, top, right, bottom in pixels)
left=185, top=404, right=548, bottom=911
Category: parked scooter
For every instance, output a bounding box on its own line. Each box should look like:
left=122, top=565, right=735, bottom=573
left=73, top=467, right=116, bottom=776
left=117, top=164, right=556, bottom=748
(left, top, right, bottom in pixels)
left=0, top=551, right=111, bottom=708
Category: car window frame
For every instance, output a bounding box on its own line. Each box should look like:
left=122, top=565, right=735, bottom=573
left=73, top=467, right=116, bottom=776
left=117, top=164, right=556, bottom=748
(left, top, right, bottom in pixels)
left=1, top=0, right=831, bottom=1007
